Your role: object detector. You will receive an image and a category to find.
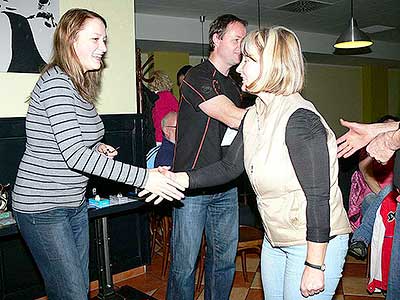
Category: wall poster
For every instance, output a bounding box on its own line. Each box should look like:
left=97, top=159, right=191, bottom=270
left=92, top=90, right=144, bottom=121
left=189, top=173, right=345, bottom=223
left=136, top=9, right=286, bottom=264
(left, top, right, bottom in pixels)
left=0, top=0, right=59, bottom=73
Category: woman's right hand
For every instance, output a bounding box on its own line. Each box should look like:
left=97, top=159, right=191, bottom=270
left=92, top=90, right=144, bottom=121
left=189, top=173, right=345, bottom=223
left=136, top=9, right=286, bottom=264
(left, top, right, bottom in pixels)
left=139, top=169, right=185, bottom=204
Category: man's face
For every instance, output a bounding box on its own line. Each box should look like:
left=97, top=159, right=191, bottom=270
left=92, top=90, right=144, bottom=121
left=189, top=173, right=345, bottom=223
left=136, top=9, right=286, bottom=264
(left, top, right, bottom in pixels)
left=164, top=118, right=177, bottom=143
left=213, top=22, right=247, bottom=68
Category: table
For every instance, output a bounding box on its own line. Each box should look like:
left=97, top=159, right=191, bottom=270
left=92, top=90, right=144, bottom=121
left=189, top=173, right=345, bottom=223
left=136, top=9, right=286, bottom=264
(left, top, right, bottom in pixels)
left=0, top=198, right=156, bottom=300
left=90, top=198, right=156, bottom=300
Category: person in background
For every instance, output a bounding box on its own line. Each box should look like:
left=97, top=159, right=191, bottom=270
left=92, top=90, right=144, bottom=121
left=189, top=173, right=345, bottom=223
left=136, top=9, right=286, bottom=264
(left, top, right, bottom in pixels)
left=348, top=115, right=399, bottom=260
left=160, top=26, right=351, bottom=300
left=337, top=118, right=400, bottom=300
left=11, top=9, right=184, bottom=300
left=155, top=112, right=177, bottom=168
left=176, top=64, right=192, bottom=87
left=148, top=70, right=179, bottom=144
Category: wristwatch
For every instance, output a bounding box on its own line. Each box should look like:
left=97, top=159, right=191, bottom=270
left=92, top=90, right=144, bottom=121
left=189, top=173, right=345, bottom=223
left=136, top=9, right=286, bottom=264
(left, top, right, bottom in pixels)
left=304, top=261, right=326, bottom=272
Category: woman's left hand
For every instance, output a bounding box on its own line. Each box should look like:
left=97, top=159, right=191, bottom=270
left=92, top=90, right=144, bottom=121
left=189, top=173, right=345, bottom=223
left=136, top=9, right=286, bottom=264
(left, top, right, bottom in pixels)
left=300, top=266, right=325, bottom=297
left=97, top=143, right=119, bottom=158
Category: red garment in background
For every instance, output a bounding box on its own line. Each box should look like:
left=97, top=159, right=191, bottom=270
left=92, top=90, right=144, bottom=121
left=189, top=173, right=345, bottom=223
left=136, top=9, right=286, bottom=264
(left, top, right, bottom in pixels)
left=368, top=190, right=398, bottom=293
left=151, top=90, right=178, bottom=143
left=348, top=151, right=394, bottom=231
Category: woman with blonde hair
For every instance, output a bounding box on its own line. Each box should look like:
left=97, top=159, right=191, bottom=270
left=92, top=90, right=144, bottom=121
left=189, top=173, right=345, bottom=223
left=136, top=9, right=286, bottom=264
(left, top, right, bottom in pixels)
left=12, top=8, right=184, bottom=300
left=159, top=26, right=351, bottom=299
left=148, top=70, right=179, bottom=144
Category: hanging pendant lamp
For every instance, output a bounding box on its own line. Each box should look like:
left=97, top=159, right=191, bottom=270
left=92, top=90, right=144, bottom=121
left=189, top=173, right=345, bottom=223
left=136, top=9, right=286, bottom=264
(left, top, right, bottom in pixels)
left=334, top=0, right=373, bottom=49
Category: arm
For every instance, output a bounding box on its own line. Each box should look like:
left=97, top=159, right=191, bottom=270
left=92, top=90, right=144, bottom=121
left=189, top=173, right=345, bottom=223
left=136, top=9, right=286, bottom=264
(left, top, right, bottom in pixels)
left=358, top=155, right=381, bottom=194
left=337, top=119, right=399, bottom=158
left=181, top=70, right=245, bottom=129
left=156, top=128, right=244, bottom=192
left=188, top=123, right=245, bottom=188
left=286, top=109, right=329, bottom=296
left=366, top=129, right=400, bottom=163
left=41, top=75, right=183, bottom=200
left=198, top=95, right=246, bottom=128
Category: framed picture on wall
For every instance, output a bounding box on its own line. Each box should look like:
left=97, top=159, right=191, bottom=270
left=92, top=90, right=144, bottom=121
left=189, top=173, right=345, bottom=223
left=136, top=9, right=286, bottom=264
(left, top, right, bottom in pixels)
left=0, top=0, right=59, bottom=73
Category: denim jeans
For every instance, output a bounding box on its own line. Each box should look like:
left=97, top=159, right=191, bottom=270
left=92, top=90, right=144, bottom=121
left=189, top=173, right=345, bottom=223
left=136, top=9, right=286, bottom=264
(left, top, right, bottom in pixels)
left=387, top=201, right=400, bottom=299
left=352, top=185, right=392, bottom=245
left=167, top=187, right=238, bottom=300
left=261, top=234, right=349, bottom=300
left=14, top=202, right=89, bottom=300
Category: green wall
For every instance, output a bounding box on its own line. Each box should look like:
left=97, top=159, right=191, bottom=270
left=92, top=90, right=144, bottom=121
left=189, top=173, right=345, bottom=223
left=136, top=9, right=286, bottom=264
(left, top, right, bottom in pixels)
left=302, top=63, right=363, bottom=135
left=152, top=51, right=189, bottom=98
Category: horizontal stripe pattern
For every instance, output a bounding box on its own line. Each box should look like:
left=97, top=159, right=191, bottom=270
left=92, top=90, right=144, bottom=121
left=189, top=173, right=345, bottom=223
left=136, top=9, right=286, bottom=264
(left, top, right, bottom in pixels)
left=12, top=66, right=147, bottom=213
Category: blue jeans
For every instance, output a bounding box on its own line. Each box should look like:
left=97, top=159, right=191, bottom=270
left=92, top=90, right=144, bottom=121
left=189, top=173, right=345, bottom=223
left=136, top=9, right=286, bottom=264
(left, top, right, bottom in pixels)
left=387, top=201, right=400, bottom=299
left=167, top=187, right=238, bottom=300
left=261, top=234, right=349, bottom=300
left=352, top=185, right=392, bottom=245
left=14, top=202, right=89, bottom=300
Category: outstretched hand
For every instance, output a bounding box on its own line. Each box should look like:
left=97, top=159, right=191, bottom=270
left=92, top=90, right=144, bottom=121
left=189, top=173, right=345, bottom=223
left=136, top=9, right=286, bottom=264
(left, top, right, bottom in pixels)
left=336, top=119, right=374, bottom=158
left=366, top=131, right=398, bottom=164
left=138, top=168, right=185, bottom=205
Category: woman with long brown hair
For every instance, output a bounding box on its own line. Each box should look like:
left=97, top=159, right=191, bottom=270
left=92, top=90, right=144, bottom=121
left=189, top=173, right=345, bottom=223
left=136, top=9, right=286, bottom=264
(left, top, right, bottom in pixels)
left=12, top=8, right=184, bottom=300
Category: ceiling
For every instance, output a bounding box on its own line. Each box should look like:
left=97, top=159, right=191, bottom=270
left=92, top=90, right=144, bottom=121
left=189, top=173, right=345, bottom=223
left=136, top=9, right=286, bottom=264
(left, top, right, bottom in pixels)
left=135, top=0, right=400, bottom=43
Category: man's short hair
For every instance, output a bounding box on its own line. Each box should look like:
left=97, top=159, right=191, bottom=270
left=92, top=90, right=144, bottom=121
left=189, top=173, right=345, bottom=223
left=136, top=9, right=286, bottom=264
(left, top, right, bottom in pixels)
left=208, top=14, right=247, bottom=52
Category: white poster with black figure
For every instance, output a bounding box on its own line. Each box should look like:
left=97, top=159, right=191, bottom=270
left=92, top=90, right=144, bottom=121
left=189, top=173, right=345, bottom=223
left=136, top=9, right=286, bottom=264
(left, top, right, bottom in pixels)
left=0, top=0, right=59, bottom=73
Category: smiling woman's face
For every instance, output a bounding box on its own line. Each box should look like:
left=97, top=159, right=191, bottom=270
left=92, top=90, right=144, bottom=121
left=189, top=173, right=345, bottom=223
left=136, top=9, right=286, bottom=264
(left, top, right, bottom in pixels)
left=236, top=45, right=261, bottom=92
left=73, top=17, right=107, bottom=73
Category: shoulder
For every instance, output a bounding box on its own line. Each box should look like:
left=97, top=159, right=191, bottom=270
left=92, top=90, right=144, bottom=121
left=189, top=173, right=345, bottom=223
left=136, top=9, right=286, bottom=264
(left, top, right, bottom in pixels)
left=185, top=61, right=214, bottom=82
left=287, top=108, right=325, bottom=137
left=40, top=66, right=73, bottom=88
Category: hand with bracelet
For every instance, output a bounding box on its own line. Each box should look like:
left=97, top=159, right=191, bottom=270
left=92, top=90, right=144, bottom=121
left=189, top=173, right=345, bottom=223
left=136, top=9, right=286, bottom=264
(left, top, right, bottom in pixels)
left=300, top=241, right=327, bottom=297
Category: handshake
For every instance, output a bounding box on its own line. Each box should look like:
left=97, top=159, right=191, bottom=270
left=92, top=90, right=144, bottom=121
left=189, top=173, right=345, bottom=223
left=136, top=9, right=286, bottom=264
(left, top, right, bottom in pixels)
left=139, top=167, right=189, bottom=205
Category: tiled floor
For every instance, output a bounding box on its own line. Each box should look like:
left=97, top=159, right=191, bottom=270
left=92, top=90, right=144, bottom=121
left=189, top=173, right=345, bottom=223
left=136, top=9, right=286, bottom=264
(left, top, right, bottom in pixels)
left=107, top=250, right=386, bottom=300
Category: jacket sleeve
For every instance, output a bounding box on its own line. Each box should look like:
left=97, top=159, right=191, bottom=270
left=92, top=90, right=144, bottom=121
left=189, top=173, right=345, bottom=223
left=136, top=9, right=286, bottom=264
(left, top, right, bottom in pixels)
left=285, top=108, right=330, bottom=243
left=188, top=124, right=245, bottom=188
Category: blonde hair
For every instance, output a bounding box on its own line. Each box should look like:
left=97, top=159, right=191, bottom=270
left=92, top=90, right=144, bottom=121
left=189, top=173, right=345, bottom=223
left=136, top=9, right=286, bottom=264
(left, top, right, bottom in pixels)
left=241, top=26, right=304, bottom=95
left=148, top=71, right=173, bottom=92
left=43, top=8, right=107, bottom=103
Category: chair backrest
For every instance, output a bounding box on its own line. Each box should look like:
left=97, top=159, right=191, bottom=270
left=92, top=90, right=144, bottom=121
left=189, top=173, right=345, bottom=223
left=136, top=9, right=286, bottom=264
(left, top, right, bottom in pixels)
left=146, top=145, right=161, bottom=168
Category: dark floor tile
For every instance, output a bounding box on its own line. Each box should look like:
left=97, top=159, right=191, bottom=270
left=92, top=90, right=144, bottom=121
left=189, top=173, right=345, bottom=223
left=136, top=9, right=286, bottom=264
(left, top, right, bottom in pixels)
left=343, top=262, right=367, bottom=277
left=152, top=286, right=167, bottom=300
left=344, top=296, right=384, bottom=300
left=246, top=289, right=264, bottom=300
left=233, top=271, right=254, bottom=288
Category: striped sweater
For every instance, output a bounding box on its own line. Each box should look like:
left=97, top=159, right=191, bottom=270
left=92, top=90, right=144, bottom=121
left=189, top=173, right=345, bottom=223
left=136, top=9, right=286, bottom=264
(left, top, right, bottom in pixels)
left=12, top=66, right=147, bottom=213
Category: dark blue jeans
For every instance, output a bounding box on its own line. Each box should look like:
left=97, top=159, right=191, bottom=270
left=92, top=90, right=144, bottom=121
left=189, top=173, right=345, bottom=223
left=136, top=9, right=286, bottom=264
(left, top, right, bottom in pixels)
left=14, top=202, right=89, bottom=300
left=352, top=185, right=392, bottom=245
left=167, top=187, right=238, bottom=300
left=387, top=201, right=400, bottom=299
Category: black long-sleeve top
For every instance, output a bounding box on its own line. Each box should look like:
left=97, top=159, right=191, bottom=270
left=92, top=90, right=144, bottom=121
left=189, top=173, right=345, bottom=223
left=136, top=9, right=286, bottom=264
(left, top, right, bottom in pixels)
left=188, top=108, right=331, bottom=243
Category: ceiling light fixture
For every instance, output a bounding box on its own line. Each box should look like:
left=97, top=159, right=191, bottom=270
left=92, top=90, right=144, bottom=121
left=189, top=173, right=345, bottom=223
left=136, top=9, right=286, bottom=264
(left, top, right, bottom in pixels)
left=334, top=0, right=373, bottom=49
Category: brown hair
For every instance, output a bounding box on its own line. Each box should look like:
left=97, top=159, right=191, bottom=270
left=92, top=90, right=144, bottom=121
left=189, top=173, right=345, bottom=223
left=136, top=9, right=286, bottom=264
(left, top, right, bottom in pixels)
left=208, top=14, right=247, bottom=52
left=241, top=26, right=304, bottom=95
left=43, top=8, right=107, bottom=103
